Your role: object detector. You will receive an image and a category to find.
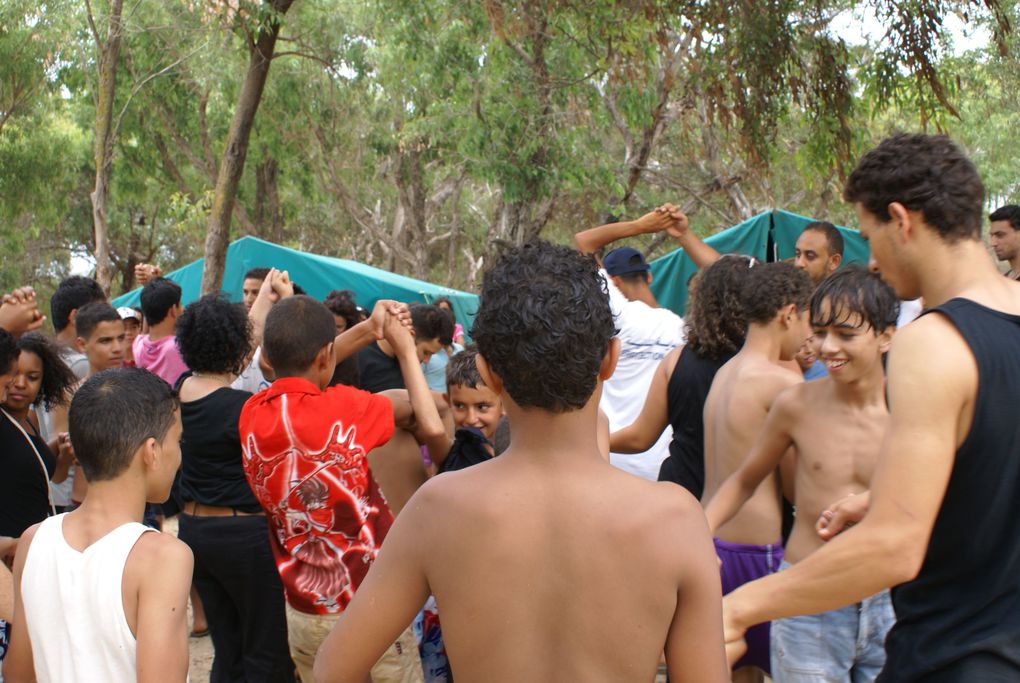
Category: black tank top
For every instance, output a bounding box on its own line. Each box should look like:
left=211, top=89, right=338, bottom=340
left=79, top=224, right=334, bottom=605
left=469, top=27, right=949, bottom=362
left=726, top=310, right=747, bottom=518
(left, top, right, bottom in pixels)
left=656, top=345, right=734, bottom=498
left=880, top=299, right=1020, bottom=681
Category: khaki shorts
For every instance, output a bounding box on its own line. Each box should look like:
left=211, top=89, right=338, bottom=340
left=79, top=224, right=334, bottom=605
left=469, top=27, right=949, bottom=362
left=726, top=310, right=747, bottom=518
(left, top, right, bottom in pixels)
left=285, top=602, right=424, bottom=683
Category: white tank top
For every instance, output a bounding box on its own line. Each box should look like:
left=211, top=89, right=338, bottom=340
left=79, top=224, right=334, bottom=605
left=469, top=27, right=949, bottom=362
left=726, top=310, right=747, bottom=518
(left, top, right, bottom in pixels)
left=21, top=514, right=154, bottom=683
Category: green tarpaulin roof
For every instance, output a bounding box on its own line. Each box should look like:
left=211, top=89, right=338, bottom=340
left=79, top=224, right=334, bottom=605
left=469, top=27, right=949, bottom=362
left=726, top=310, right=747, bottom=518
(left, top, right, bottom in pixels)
left=649, top=209, right=869, bottom=315
left=112, top=236, right=479, bottom=330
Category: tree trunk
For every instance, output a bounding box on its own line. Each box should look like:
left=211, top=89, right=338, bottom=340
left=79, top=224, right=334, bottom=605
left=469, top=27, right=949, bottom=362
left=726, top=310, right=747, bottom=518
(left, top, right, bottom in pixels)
left=200, top=0, right=296, bottom=295
left=89, top=0, right=125, bottom=296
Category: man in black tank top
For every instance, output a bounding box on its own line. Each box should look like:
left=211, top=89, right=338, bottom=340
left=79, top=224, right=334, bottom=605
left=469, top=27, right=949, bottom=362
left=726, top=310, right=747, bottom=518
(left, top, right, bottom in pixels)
left=721, top=133, right=1020, bottom=682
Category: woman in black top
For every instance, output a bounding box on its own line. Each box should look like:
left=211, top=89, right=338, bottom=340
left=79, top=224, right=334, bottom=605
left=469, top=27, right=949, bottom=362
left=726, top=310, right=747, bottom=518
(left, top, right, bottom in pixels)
left=174, top=294, right=295, bottom=683
left=609, top=255, right=754, bottom=498
left=0, top=333, right=77, bottom=537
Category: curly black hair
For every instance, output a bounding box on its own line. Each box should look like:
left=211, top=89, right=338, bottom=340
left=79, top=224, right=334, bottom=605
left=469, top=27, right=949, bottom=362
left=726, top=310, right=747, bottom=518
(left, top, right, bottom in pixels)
left=811, top=265, right=900, bottom=334
left=684, top=255, right=756, bottom=360
left=323, top=290, right=360, bottom=331
left=471, top=239, right=617, bottom=413
left=743, top=262, right=813, bottom=324
left=411, top=304, right=454, bottom=346
left=175, top=294, right=253, bottom=376
left=15, top=333, right=78, bottom=410
left=844, top=133, right=984, bottom=243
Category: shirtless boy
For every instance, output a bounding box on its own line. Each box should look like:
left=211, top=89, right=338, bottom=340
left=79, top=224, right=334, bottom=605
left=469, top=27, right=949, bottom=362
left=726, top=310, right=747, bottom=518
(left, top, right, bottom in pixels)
left=705, top=267, right=898, bottom=681
left=701, top=261, right=812, bottom=681
left=314, top=240, right=727, bottom=683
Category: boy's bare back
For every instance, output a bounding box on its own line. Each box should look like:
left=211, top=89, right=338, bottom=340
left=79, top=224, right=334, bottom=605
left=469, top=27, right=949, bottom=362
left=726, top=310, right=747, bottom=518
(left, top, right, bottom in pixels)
left=416, top=451, right=724, bottom=682
left=703, top=354, right=800, bottom=544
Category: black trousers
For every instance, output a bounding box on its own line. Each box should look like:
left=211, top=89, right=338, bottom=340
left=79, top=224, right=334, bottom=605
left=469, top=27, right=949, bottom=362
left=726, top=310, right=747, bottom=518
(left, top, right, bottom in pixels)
left=177, top=513, right=296, bottom=683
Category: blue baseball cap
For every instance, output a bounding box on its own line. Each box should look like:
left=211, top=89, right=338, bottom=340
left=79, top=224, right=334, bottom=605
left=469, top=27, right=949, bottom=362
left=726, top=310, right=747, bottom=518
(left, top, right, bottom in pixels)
left=603, top=247, right=650, bottom=276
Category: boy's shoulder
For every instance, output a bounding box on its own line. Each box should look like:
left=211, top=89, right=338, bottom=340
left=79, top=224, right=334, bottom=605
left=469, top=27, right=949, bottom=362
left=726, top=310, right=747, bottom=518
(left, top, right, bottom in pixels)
left=128, top=531, right=193, bottom=585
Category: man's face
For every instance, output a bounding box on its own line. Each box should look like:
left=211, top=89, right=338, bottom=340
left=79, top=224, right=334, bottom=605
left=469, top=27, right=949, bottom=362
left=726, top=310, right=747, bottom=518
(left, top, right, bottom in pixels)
left=242, top=278, right=264, bottom=312
left=445, top=382, right=503, bottom=441
left=794, top=230, right=838, bottom=285
left=989, top=220, right=1020, bottom=264
left=78, top=320, right=126, bottom=372
left=855, top=203, right=919, bottom=300
left=416, top=337, right=443, bottom=364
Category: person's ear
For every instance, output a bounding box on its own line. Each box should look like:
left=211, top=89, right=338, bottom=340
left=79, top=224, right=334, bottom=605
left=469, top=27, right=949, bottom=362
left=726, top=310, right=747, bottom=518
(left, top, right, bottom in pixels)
left=75, top=336, right=87, bottom=353
left=779, top=303, right=798, bottom=328
left=599, top=337, right=621, bottom=381
left=139, top=436, right=159, bottom=471
left=646, top=271, right=654, bottom=286
left=317, top=343, right=334, bottom=370
left=829, top=252, right=843, bottom=273
left=475, top=354, right=503, bottom=396
left=877, top=326, right=895, bottom=354
left=888, top=202, right=914, bottom=244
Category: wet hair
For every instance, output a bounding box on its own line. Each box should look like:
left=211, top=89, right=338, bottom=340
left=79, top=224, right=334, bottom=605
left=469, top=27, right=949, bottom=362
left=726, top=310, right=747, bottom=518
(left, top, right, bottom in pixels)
left=844, top=133, right=984, bottom=242
left=471, top=239, right=617, bottom=412
left=990, top=205, right=1020, bottom=231
left=50, top=276, right=105, bottom=333
left=324, top=290, right=360, bottom=330
left=411, top=304, right=454, bottom=346
left=15, top=333, right=77, bottom=409
left=75, top=302, right=123, bottom=341
left=810, top=265, right=900, bottom=334
left=69, top=368, right=179, bottom=482
left=446, top=346, right=483, bottom=390
left=263, top=295, right=336, bottom=377
left=176, top=294, right=253, bottom=376
left=140, top=277, right=182, bottom=325
left=685, top=256, right=755, bottom=360
left=243, top=267, right=270, bottom=282
left=802, top=221, right=845, bottom=257
left=434, top=297, right=457, bottom=325
left=0, top=328, right=17, bottom=375
left=742, top=262, right=813, bottom=324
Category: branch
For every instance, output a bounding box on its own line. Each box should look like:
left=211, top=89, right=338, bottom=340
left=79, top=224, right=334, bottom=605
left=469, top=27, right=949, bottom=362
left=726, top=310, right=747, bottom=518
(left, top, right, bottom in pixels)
left=84, top=0, right=102, bottom=47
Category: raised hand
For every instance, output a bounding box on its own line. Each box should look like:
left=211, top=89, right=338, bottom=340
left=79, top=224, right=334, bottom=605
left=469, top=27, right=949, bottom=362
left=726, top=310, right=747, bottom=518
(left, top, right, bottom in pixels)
left=0, top=287, right=45, bottom=335
left=655, top=203, right=690, bottom=239
left=134, top=263, right=162, bottom=286
left=269, top=269, right=294, bottom=301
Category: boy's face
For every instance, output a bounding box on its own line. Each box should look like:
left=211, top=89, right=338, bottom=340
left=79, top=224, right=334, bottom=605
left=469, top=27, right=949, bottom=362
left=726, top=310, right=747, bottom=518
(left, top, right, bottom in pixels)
left=416, top=336, right=443, bottom=364
left=445, top=382, right=502, bottom=441
left=242, top=278, right=264, bottom=312
left=812, top=301, right=891, bottom=382
left=855, top=203, right=919, bottom=300
left=780, top=307, right=813, bottom=361
left=78, top=319, right=126, bottom=372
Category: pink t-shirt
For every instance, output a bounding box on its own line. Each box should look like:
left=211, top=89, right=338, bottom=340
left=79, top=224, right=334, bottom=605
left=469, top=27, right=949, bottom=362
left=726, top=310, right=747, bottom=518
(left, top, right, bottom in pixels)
left=132, top=334, right=188, bottom=387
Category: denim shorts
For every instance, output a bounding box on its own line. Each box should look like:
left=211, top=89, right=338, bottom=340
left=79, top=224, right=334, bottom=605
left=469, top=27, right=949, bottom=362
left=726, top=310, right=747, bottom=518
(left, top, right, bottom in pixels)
left=771, top=560, right=895, bottom=683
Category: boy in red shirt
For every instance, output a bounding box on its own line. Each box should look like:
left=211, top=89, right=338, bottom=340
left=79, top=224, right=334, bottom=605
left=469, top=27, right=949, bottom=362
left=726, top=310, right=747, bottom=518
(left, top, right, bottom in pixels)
left=239, top=295, right=443, bottom=683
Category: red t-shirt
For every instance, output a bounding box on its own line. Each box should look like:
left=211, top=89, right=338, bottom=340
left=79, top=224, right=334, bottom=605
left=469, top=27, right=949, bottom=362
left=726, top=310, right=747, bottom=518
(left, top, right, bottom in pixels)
left=239, top=377, right=395, bottom=614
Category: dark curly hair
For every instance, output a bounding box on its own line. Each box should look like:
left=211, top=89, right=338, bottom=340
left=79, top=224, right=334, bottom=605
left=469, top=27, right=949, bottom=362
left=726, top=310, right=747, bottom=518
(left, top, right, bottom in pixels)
left=471, top=239, right=617, bottom=413
left=844, top=133, right=984, bottom=243
left=323, top=290, right=360, bottom=331
left=743, top=262, right=813, bottom=324
left=175, top=294, right=253, bottom=376
left=811, top=265, right=900, bottom=334
left=684, top=255, right=756, bottom=360
left=15, top=333, right=77, bottom=410
left=411, top=304, right=454, bottom=346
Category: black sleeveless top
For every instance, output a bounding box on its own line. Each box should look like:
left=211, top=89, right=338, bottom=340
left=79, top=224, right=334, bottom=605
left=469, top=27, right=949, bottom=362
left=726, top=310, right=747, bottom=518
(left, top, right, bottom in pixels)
left=656, top=345, right=735, bottom=499
left=880, top=299, right=1020, bottom=681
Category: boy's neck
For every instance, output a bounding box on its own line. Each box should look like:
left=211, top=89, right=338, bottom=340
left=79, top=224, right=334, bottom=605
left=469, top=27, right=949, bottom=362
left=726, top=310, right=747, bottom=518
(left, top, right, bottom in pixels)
left=56, top=327, right=77, bottom=347
left=741, top=323, right=785, bottom=363
left=919, top=238, right=1005, bottom=306
left=501, top=398, right=602, bottom=465
left=829, top=361, right=887, bottom=408
left=277, top=370, right=325, bottom=390
left=73, top=478, right=148, bottom=528
left=147, top=319, right=176, bottom=341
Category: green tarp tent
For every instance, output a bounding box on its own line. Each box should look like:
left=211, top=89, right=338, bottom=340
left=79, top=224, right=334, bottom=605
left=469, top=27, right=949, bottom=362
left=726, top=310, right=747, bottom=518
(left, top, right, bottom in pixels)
left=649, top=209, right=869, bottom=315
left=112, top=236, right=479, bottom=331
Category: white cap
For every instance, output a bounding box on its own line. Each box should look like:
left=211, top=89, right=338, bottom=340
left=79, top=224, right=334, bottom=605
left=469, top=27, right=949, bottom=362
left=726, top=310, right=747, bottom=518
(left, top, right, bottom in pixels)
left=117, top=306, right=141, bottom=322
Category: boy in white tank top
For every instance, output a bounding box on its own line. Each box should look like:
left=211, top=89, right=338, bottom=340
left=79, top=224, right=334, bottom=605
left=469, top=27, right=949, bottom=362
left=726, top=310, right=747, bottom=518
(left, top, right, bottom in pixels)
left=4, top=368, right=192, bottom=683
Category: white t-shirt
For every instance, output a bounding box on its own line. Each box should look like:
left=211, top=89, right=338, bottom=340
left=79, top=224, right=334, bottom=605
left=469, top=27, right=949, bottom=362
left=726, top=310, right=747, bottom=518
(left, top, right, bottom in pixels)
left=231, top=346, right=271, bottom=394
left=600, top=270, right=685, bottom=480
left=897, top=298, right=923, bottom=329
